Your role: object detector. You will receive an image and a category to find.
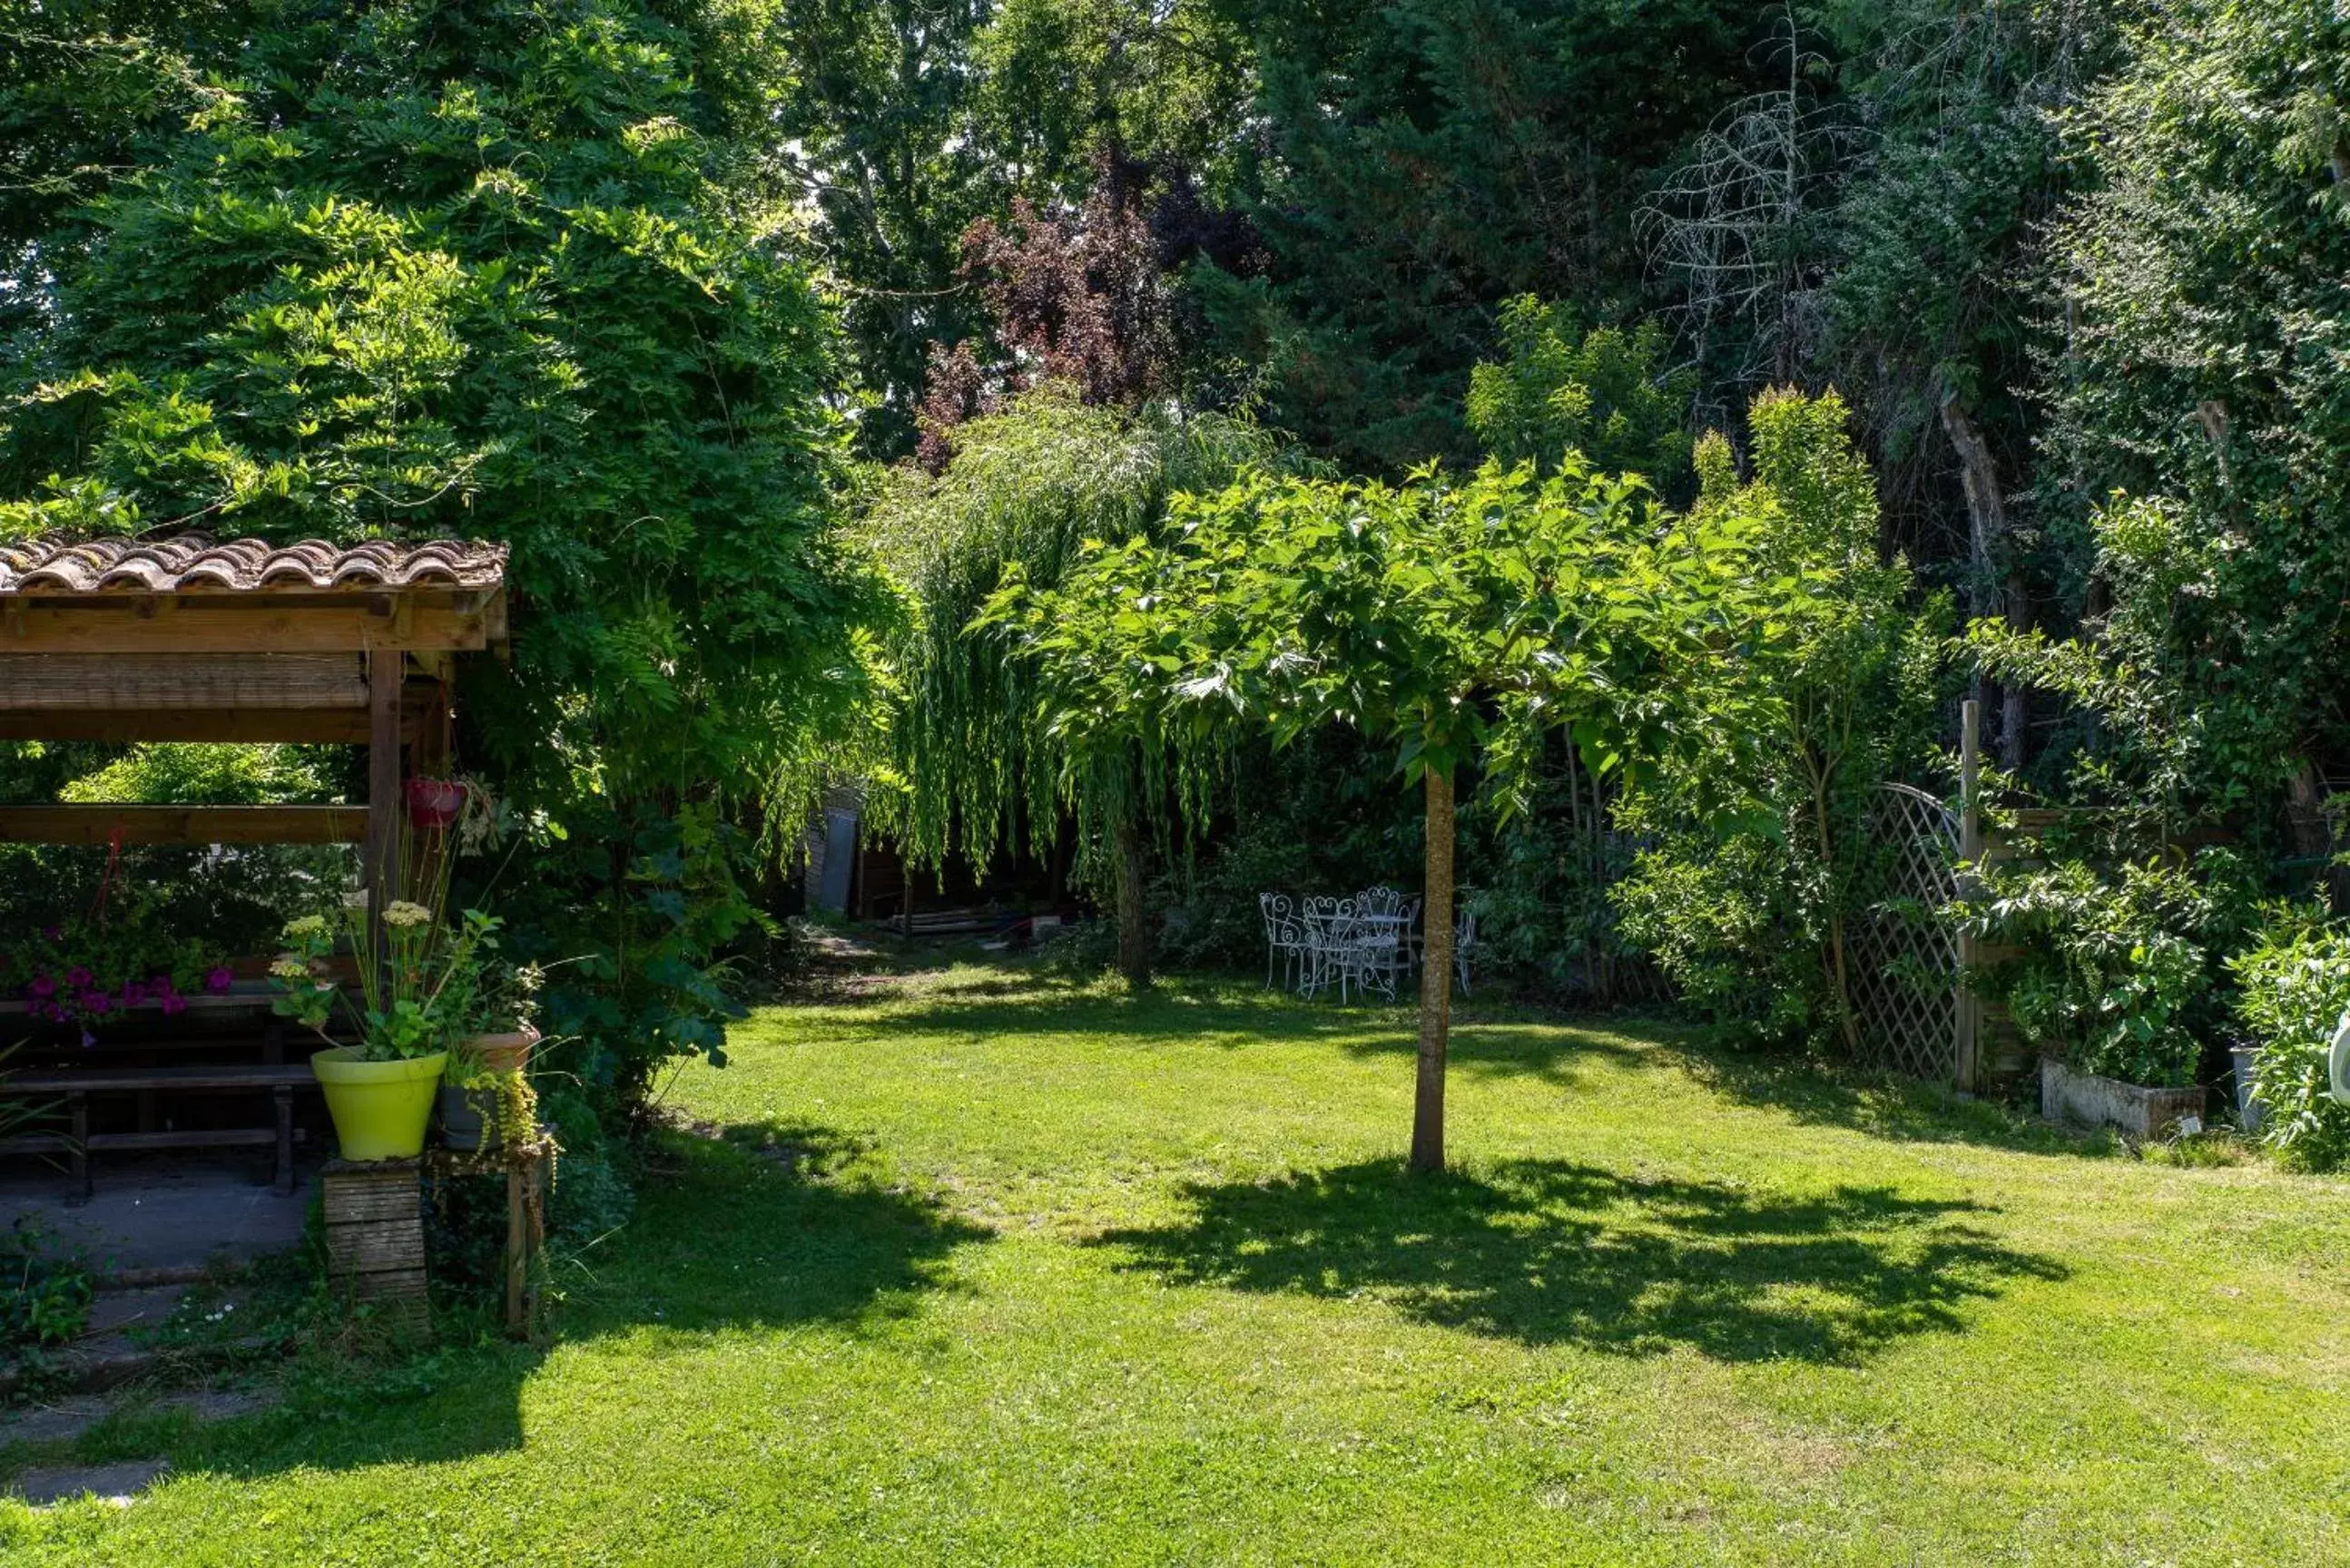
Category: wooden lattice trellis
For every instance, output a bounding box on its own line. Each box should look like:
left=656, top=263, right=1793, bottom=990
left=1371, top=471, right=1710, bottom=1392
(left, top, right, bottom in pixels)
left=1849, top=782, right=1963, bottom=1083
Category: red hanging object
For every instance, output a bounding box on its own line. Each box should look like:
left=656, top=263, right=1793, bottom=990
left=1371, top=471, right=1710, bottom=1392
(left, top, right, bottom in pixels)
left=406, top=777, right=467, bottom=830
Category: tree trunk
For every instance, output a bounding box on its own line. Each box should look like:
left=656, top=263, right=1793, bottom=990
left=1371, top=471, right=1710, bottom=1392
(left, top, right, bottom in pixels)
left=1814, top=778, right=1863, bottom=1059
left=1940, top=390, right=2030, bottom=771
left=1411, top=765, right=1456, bottom=1174
left=1110, top=808, right=1152, bottom=990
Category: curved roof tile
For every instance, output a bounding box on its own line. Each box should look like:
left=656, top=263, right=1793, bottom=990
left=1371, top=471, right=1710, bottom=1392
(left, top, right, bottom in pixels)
left=0, top=536, right=508, bottom=595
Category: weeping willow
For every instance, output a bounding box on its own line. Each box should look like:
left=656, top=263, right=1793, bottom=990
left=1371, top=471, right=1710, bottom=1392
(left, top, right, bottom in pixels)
left=862, top=387, right=1281, bottom=984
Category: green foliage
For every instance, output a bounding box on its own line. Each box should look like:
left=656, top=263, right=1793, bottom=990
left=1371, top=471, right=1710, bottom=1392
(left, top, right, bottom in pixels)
left=1465, top=298, right=1695, bottom=488
left=1961, top=853, right=2259, bottom=1090
left=991, top=455, right=1769, bottom=804
left=1149, top=729, right=1425, bottom=972
left=272, top=905, right=520, bottom=1065
left=0, top=2, right=887, bottom=1117
left=0, top=741, right=347, bottom=971
left=487, top=800, right=762, bottom=1102
left=2228, top=912, right=2350, bottom=1171
left=0, top=0, right=878, bottom=814
left=57, top=743, right=330, bottom=807
left=1818, top=0, right=2101, bottom=486
left=1195, top=0, right=1779, bottom=473
left=0, top=885, right=227, bottom=1031
left=0, top=1219, right=94, bottom=1370
left=1615, top=391, right=1946, bottom=1052
left=2006, top=0, right=2350, bottom=820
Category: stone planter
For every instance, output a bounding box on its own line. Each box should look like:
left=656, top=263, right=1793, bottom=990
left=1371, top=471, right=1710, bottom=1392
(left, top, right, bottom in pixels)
left=2040, top=1056, right=2205, bottom=1139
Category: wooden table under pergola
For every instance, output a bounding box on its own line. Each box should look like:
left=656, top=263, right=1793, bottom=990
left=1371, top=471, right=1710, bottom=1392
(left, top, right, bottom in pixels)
left=0, top=534, right=509, bottom=1195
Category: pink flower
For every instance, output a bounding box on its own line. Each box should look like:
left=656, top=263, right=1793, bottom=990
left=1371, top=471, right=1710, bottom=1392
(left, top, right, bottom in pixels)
left=159, top=993, right=188, bottom=1017
left=41, top=925, right=62, bottom=942
left=205, top=966, right=234, bottom=995
left=80, top=989, right=111, bottom=1014
left=123, top=981, right=149, bottom=1007
left=28, top=975, right=56, bottom=1000
left=40, top=1003, right=63, bottom=1023
left=64, top=966, right=92, bottom=988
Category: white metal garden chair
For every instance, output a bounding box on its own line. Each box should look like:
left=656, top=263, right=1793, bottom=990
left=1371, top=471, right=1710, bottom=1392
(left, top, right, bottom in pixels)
left=1259, top=893, right=1308, bottom=991
left=1453, top=908, right=1480, bottom=996
left=1298, top=897, right=1354, bottom=998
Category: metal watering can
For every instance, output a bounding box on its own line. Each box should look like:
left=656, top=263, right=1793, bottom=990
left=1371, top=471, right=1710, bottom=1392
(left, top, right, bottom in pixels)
left=2333, top=1013, right=2350, bottom=1104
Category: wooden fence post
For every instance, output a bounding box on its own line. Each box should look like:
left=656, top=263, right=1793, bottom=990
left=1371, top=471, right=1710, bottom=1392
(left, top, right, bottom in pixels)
left=1955, top=699, right=1984, bottom=1093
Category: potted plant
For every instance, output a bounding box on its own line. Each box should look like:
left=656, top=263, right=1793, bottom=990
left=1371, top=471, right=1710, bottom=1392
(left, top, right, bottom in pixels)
left=270, top=899, right=502, bottom=1161
left=438, top=957, right=546, bottom=1154
left=405, top=777, right=469, bottom=832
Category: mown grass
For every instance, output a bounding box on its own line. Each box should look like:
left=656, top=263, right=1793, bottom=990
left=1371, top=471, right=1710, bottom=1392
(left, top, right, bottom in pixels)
left=5, top=958, right=2348, bottom=1564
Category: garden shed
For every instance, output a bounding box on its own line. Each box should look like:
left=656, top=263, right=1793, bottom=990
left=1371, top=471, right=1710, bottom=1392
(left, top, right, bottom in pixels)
left=0, top=534, right=509, bottom=1198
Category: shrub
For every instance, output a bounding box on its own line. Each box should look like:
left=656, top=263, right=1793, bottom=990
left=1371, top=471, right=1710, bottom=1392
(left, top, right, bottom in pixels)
left=2228, top=914, right=2350, bottom=1171
left=1962, top=852, right=2257, bottom=1089
left=2, top=1218, right=94, bottom=1373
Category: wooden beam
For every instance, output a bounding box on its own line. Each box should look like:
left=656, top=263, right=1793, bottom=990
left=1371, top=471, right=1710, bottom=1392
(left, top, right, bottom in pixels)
left=0, top=653, right=367, bottom=711
left=366, top=649, right=402, bottom=956
left=0, top=709, right=378, bottom=743
left=0, top=805, right=368, bottom=844
left=0, top=595, right=491, bottom=654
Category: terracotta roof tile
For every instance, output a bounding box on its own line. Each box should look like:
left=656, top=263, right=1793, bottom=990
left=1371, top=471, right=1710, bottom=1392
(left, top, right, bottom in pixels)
left=0, top=536, right=508, bottom=595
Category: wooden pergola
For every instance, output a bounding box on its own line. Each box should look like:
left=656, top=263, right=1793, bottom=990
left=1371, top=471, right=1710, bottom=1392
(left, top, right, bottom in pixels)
left=0, top=535, right=509, bottom=1200
left=0, top=534, right=509, bottom=944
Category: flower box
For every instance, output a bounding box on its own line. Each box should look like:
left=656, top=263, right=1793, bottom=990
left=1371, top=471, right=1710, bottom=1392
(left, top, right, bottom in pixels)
left=2040, top=1056, right=2206, bottom=1140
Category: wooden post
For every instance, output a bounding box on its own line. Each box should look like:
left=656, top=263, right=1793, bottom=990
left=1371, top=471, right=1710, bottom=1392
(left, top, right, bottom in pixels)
left=1955, top=699, right=1984, bottom=1093
left=365, top=649, right=402, bottom=956
left=505, top=1166, right=526, bottom=1332
left=504, top=1148, right=546, bottom=1338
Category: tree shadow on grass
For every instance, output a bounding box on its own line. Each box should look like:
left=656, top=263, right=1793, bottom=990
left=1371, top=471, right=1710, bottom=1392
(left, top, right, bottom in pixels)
left=57, top=1121, right=989, bottom=1487
left=851, top=969, right=1651, bottom=1088
left=1096, top=1158, right=2064, bottom=1365
left=1671, top=1046, right=2126, bottom=1160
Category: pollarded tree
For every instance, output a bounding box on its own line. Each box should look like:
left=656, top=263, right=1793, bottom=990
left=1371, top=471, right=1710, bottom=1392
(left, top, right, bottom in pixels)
left=983, top=457, right=1778, bottom=1170
left=864, top=387, right=1282, bottom=986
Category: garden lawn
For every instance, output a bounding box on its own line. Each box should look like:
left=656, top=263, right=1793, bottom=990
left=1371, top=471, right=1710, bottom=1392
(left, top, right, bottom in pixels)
left=6, top=958, right=2349, bottom=1565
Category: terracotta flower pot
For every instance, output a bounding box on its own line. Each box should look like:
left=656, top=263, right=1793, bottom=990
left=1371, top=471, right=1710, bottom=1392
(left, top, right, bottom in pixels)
left=468, top=1026, right=538, bottom=1075
left=439, top=1027, right=539, bottom=1152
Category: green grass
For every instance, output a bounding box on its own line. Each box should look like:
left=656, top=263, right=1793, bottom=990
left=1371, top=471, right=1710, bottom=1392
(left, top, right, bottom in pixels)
left=7, top=959, right=2350, bottom=1564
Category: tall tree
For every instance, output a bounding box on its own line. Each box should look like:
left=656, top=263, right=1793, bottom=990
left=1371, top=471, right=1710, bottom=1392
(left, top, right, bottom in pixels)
left=866, top=390, right=1280, bottom=986
left=1981, top=0, right=2350, bottom=843
left=0, top=0, right=883, bottom=1091
left=1817, top=0, right=2115, bottom=771
left=1191, top=0, right=1775, bottom=473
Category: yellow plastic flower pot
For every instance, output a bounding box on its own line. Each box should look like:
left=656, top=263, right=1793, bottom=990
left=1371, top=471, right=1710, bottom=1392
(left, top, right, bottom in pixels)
left=310, top=1047, right=447, bottom=1161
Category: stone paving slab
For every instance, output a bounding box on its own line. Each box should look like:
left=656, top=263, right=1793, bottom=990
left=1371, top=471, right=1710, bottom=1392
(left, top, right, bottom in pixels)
left=0, top=1396, right=111, bottom=1449
left=7, top=1459, right=170, bottom=1506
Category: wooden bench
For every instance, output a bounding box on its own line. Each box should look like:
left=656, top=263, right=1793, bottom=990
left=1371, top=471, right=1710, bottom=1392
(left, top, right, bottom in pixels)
left=0, top=1063, right=316, bottom=1199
